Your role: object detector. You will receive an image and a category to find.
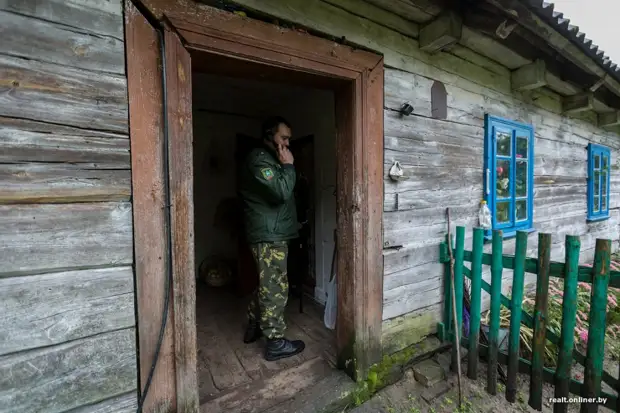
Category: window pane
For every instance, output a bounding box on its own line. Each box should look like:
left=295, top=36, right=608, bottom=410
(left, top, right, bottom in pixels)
left=516, top=160, right=527, bottom=197
left=602, top=195, right=608, bottom=211
left=594, top=196, right=600, bottom=212
left=516, top=199, right=527, bottom=221
left=496, top=159, right=510, bottom=198
left=603, top=156, right=609, bottom=171
left=594, top=171, right=600, bottom=196
left=516, top=136, right=528, bottom=159
left=594, top=154, right=600, bottom=169
left=496, top=201, right=510, bottom=224
left=602, top=172, right=608, bottom=197
left=497, top=131, right=511, bottom=156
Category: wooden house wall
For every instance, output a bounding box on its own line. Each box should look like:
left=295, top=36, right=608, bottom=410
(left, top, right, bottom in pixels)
left=0, top=1, right=137, bottom=411
left=227, top=0, right=620, bottom=354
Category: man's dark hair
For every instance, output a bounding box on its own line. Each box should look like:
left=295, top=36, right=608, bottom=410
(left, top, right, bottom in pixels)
left=261, top=116, right=291, bottom=141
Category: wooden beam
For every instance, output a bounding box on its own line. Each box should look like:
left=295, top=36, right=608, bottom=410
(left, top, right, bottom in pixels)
left=598, top=111, right=620, bottom=128
left=511, top=59, right=547, bottom=91
left=485, top=0, right=620, bottom=99
left=563, top=92, right=595, bottom=114
left=419, top=11, right=462, bottom=54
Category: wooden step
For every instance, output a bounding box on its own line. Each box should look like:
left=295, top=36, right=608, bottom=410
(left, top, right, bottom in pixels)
left=200, top=356, right=345, bottom=413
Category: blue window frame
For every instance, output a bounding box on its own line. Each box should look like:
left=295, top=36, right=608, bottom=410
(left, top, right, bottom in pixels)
left=483, top=115, right=534, bottom=237
left=587, top=143, right=611, bottom=221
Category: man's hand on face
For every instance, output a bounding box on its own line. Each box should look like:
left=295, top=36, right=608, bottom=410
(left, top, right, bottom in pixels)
left=276, top=144, right=294, bottom=165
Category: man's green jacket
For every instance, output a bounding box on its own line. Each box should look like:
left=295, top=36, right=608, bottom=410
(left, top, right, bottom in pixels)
left=238, top=145, right=299, bottom=244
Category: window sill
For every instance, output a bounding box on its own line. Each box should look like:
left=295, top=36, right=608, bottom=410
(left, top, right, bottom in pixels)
left=484, top=227, right=536, bottom=242
left=587, top=215, right=610, bottom=223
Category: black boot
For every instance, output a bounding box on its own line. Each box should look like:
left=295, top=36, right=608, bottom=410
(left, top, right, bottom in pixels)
left=265, top=338, right=305, bottom=361
left=243, top=322, right=262, bottom=344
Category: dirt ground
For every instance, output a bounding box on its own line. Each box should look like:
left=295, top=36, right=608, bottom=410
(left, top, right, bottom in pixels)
left=348, top=359, right=618, bottom=413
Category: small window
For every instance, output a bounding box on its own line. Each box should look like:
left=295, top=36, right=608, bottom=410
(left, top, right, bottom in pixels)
left=431, top=81, right=447, bottom=120
left=484, top=115, right=534, bottom=236
left=587, top=143, right=611, bottom=221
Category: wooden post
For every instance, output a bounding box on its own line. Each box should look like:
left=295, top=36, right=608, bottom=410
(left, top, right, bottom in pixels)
left=487, top=230, right=503, bottom=395
left=468, top=228, right=484, bottom=379
left=507, top=231, right=528, bottom=403
left=554, top=235, right=581, bottom=413
left=530, top=233, right=552, bottom=410
left=580, top=239, right=611, bottom=413
left=443, top=235, right=453, bottom=341
left=451, top=227, right=465, bottom=371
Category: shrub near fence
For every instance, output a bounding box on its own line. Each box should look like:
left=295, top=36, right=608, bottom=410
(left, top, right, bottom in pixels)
left=438, top=228, right=620, bottom=412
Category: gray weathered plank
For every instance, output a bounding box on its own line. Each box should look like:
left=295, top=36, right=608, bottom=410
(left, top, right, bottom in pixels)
left=0, top=54, right=128, bottom=133
left=66, top=392, right=138, bottom=413
left=0, top=0, right=123, bottom=40
left=0, top=164, right=131, bottom=204
left=0, top=202, right=133, bottom=277
left=0, top=328, right=137, bottom=413
left=0, top=10, right=124, bottom=74
left=0, top=120, right=129, bottom=166
left=0, top=266, right=134, bottom=356
left=0, top=116, right=127, bottom=138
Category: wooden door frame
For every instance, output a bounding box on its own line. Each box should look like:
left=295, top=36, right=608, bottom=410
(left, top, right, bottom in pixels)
left=126, top=2, right=384, bottom=410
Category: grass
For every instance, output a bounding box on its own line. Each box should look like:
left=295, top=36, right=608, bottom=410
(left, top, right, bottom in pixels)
left=482, top=258, right=620, bottom=369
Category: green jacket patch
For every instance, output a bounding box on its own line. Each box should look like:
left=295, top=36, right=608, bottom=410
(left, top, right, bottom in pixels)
left=261, top=167, right=274, bottom=181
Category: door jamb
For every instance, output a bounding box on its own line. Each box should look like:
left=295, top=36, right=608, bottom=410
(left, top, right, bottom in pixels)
left=127, top=3, right=384, bottom=410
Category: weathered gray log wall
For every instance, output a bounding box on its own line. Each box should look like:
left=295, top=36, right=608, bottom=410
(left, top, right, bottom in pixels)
left=227, top=0, right=620, bottom=354
left=0, top=1, right=137, bottom=411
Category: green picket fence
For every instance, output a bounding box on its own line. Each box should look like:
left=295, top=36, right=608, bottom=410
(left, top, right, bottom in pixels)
left=438, top=227, right=620, bottom=412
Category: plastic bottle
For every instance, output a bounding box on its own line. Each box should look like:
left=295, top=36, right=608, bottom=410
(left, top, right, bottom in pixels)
left=479, top=200, right=492, bottom=229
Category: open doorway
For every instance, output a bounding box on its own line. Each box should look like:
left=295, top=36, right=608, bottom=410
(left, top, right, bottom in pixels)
left=191, top=55, right=340, bottom=404
left=126, top=7, right=384, bottom=410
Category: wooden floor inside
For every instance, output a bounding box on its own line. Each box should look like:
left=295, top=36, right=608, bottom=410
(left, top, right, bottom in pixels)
left=196, top=282, right=337, bottom=408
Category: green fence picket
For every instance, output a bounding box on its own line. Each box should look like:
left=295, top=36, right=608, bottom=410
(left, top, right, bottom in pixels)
left=530, top=233, right=552, bottom=410
left=468, top=228, right=484, bottom=379
left=580, top=239, right=611, bottom=413
left=451, top=227, right=465, bottom=371
left=487, top=230, right=503, bottom=395
left=507, top=230, right=528, bottom=403
left=554, top=235, right=581, bottom=413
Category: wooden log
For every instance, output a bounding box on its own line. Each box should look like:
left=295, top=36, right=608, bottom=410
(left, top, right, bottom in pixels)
left=506, top=231, right=528, bottom=403
left=0, top=54, right=128, bottom=133
left=487, top=230, right=503, bottom=395
left=0, top=266, right=134, bottom=356
left=598, top=111, right=620, bottom=128
left=0, top=328, right=137, bottom=413
left=0, top=10, right=124, bottom=75
left=529, top=233, right=552, bottom=410
left=563, top=92, right=595, bottom=115
left=0, top=164, right=131, bottom=204
left=580, top=239, right=611, bottom=413
left=0, top=0, right=124, bottom=39
left=511, top=59, right=547, bottom=92
left=0, top=202, right=133, bottom=277
left=0, top=118, right=129, bottom=165
left=419, top=11, right=462, bottom=54
left=554, top=235, right=581, bottom=413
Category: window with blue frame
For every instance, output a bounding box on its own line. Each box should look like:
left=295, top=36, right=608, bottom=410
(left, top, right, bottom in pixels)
left=483, top=115, right=534, bottom=236
left=587, top=144, right=611, bottom=221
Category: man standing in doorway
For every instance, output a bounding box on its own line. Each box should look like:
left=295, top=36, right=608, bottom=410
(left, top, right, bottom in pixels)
left=238, top=116, right=306, bottom=361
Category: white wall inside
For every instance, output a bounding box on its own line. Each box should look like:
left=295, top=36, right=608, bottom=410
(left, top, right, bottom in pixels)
left=192, top=73, right=337, bottom=303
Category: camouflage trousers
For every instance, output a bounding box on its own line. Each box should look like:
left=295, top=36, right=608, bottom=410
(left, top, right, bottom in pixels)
left=247, top=241, right=289, bottom=339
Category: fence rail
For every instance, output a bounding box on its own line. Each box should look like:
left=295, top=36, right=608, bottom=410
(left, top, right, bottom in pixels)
left=438, top=227, right=620, bottom=412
